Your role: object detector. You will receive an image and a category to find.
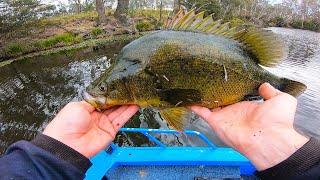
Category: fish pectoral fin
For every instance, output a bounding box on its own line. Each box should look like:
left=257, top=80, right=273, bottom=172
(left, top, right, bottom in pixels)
left=160, top=107, right=190, bottom=132
left=157, top=88, right=202, bottom=106
left=243, top=95, right=263, bottom=101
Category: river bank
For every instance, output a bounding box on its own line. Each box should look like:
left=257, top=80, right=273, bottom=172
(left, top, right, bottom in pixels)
left=0, top=10, right=163, bottom=62
left=0, top=33, right=146, bottom=68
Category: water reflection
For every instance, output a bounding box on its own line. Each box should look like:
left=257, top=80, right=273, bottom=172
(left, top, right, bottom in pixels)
left=0, top=28, right=319, bottom=154
left=266, top=27, right=320, bottom=138
left=0, top=43, right=125, bottom=154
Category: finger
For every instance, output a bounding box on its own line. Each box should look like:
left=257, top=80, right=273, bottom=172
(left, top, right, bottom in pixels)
left=189, top=105, right=213, bottom=121
left=210, top=107, right=222, bottom=112
left=259, top=83, right=281, bottom=100
left=80, top=101, right=96, bottom=113
left=189, top=106, right=221, bottom=137
left=106, top=105, right=131, bottom=121
left=98, top=115, right=117, bottom=139
left=103, top=106, right=120, bottom=116
left=112, top=105, right=139, bottom=130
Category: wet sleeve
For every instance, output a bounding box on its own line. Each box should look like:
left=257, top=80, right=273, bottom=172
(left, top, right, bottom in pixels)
left=0, top=134, right=92, bottom=180
left=255, top=138, right=320, bottom=180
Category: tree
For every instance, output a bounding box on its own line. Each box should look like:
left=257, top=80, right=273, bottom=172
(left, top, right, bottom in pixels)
left=96, top=0, right=106, bottom=24
left=0, top=0, right=55, bottom=34
left=114, top=0, right=130, bottom=24
left=115, top=0, right=129, bottom=17
left=173, top=0, right=180, bottom=14
left=74, top=0, right=82, bottom=13
left=68, top=0, right=82, bottom=13
left=83, top=0, right=95, bottom=12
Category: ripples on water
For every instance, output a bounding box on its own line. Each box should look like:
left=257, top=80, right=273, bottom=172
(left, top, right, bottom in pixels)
left=266, top=27, right=320, bottom=138
left=0, top=28, right=319, bottom=154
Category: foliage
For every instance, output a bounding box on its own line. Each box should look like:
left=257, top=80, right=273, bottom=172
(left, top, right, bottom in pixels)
left=1, top=33, right=83, bottom=60
left=39, top=11, right=97, bottom=26
left=91, top=28, right=104, bottom=36
left=4, top=43, right=26, bottom=56
left=0, top=33, right=145, bottom=67
left=35, top=33, right=83, bottom=48
left=226, top=17, right=246, bottom=27
left=291, top=19, right=320, bottom=32
left=0, top=0, right=56, bottom=33
left=181, top=0, right=320, bottom=31
left=136, top=20, right=154, bottom=31
left=270, top=16, right=286, bottom=27
left=181, top=0, right=222, bottom=18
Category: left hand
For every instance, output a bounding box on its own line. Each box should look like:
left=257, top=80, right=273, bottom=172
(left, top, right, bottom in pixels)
left=43, top=101, right=139, bottom=158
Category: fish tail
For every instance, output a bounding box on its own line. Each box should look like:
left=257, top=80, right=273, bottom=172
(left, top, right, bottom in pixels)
left=279, top=78, right=307, bottom=97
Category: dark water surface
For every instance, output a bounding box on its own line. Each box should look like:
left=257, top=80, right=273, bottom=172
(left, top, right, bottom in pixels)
left=0, top=28, right=319, bottom=154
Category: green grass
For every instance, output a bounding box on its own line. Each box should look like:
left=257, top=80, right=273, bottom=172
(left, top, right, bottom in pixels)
left=0, top=9, right=168, bottom=60
left=34, top=33, right=83, bottom=49
left=227, top=17, right=246, bottom=27
left=0, top=32, right=147, bottom=68
left=130, top=9, right=171, bottom=21
left=1, top=33, right=83, bottom=60
left=5, top=43, right=25, bottom=55
left=136, top=20, right=154, bottom=32
left=39, top=11, right=98, bottom=26
left=91, top=28, right=104, bottom=36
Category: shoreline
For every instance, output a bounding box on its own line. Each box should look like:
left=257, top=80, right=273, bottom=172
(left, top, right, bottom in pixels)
left=0, top=32, right=148, bottom=68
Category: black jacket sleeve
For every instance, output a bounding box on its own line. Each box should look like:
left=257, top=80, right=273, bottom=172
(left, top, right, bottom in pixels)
left=255, top=138, right=320, bottom=180
left=0, top=134, right=92, bottom=180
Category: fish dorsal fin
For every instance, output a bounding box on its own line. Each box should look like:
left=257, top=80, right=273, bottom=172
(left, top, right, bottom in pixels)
left=164, top=10, right=286, bottom=67
left=234, top=28, right=286, bottom=67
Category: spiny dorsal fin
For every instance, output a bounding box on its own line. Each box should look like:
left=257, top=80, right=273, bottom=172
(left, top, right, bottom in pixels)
left=164, top=10, right=286, bottom=67
left=165, top=9, right=185, bottom=29
left=173, top=9, right=196, bottom=30
left=234, top=28, right=286, bottom=67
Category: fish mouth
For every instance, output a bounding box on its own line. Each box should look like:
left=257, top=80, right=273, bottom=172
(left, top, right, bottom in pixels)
left=82, top=91, right=107, bottom=110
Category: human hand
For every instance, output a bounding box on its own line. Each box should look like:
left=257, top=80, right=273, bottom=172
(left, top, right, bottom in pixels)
left=190, top=83, right=309, bottom=171
left=43, top=101, right=139, bottom=158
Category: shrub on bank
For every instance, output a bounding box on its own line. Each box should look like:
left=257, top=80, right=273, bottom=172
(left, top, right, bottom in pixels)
left=3, top=43, right=26, bottom=57
left=1, top=33, right=83, bottom=60
left=226, top=17, right=246, bottom=27
left=270, top=16, right=286, bottom=27
left=34, top=33, right=83, bottom=49
left=290, top=19, right=320, bottom=32
left=136, top=20, right=154, bottom=32
left=91, top=28, right=104, bottom=36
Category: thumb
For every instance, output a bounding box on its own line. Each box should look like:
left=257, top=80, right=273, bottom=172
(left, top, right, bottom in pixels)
left=259, top=83, right=281, bottom=100
left=189, top=105, right=213, bottom=121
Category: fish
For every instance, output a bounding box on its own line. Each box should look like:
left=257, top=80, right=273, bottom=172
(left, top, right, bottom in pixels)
left=83, top=9, right=307, bottom=131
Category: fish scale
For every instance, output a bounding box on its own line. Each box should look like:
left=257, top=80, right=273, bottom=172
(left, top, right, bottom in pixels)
left=84, top=10, right=307, bottom=131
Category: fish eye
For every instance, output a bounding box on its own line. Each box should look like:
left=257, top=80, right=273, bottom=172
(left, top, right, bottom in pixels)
left=99, top=86, right=105, bottom=91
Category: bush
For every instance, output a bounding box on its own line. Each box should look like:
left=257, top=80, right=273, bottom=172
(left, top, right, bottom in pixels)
left=91, top=28, right=104, bottom=36
left=227, top=17, right=246, bottom=27
left=290, top=19, right=320, bottom=32
left=303, top=20, right=320, bottom=32
left=136, top=20, right=154, bottom=32
left=270, top=16, right=285, bottom=27
left=35, top=33, right=82, bottom=48
left=5, top=43, right=25, bottom=55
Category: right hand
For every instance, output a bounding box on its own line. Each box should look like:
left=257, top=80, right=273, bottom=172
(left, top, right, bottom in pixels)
left=43, top=102, right=139, bottom=158
left=189, top=83, right=309, bottom=171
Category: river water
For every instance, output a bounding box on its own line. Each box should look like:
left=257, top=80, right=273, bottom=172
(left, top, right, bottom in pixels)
left=0, top=28, right=319, bottom=154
